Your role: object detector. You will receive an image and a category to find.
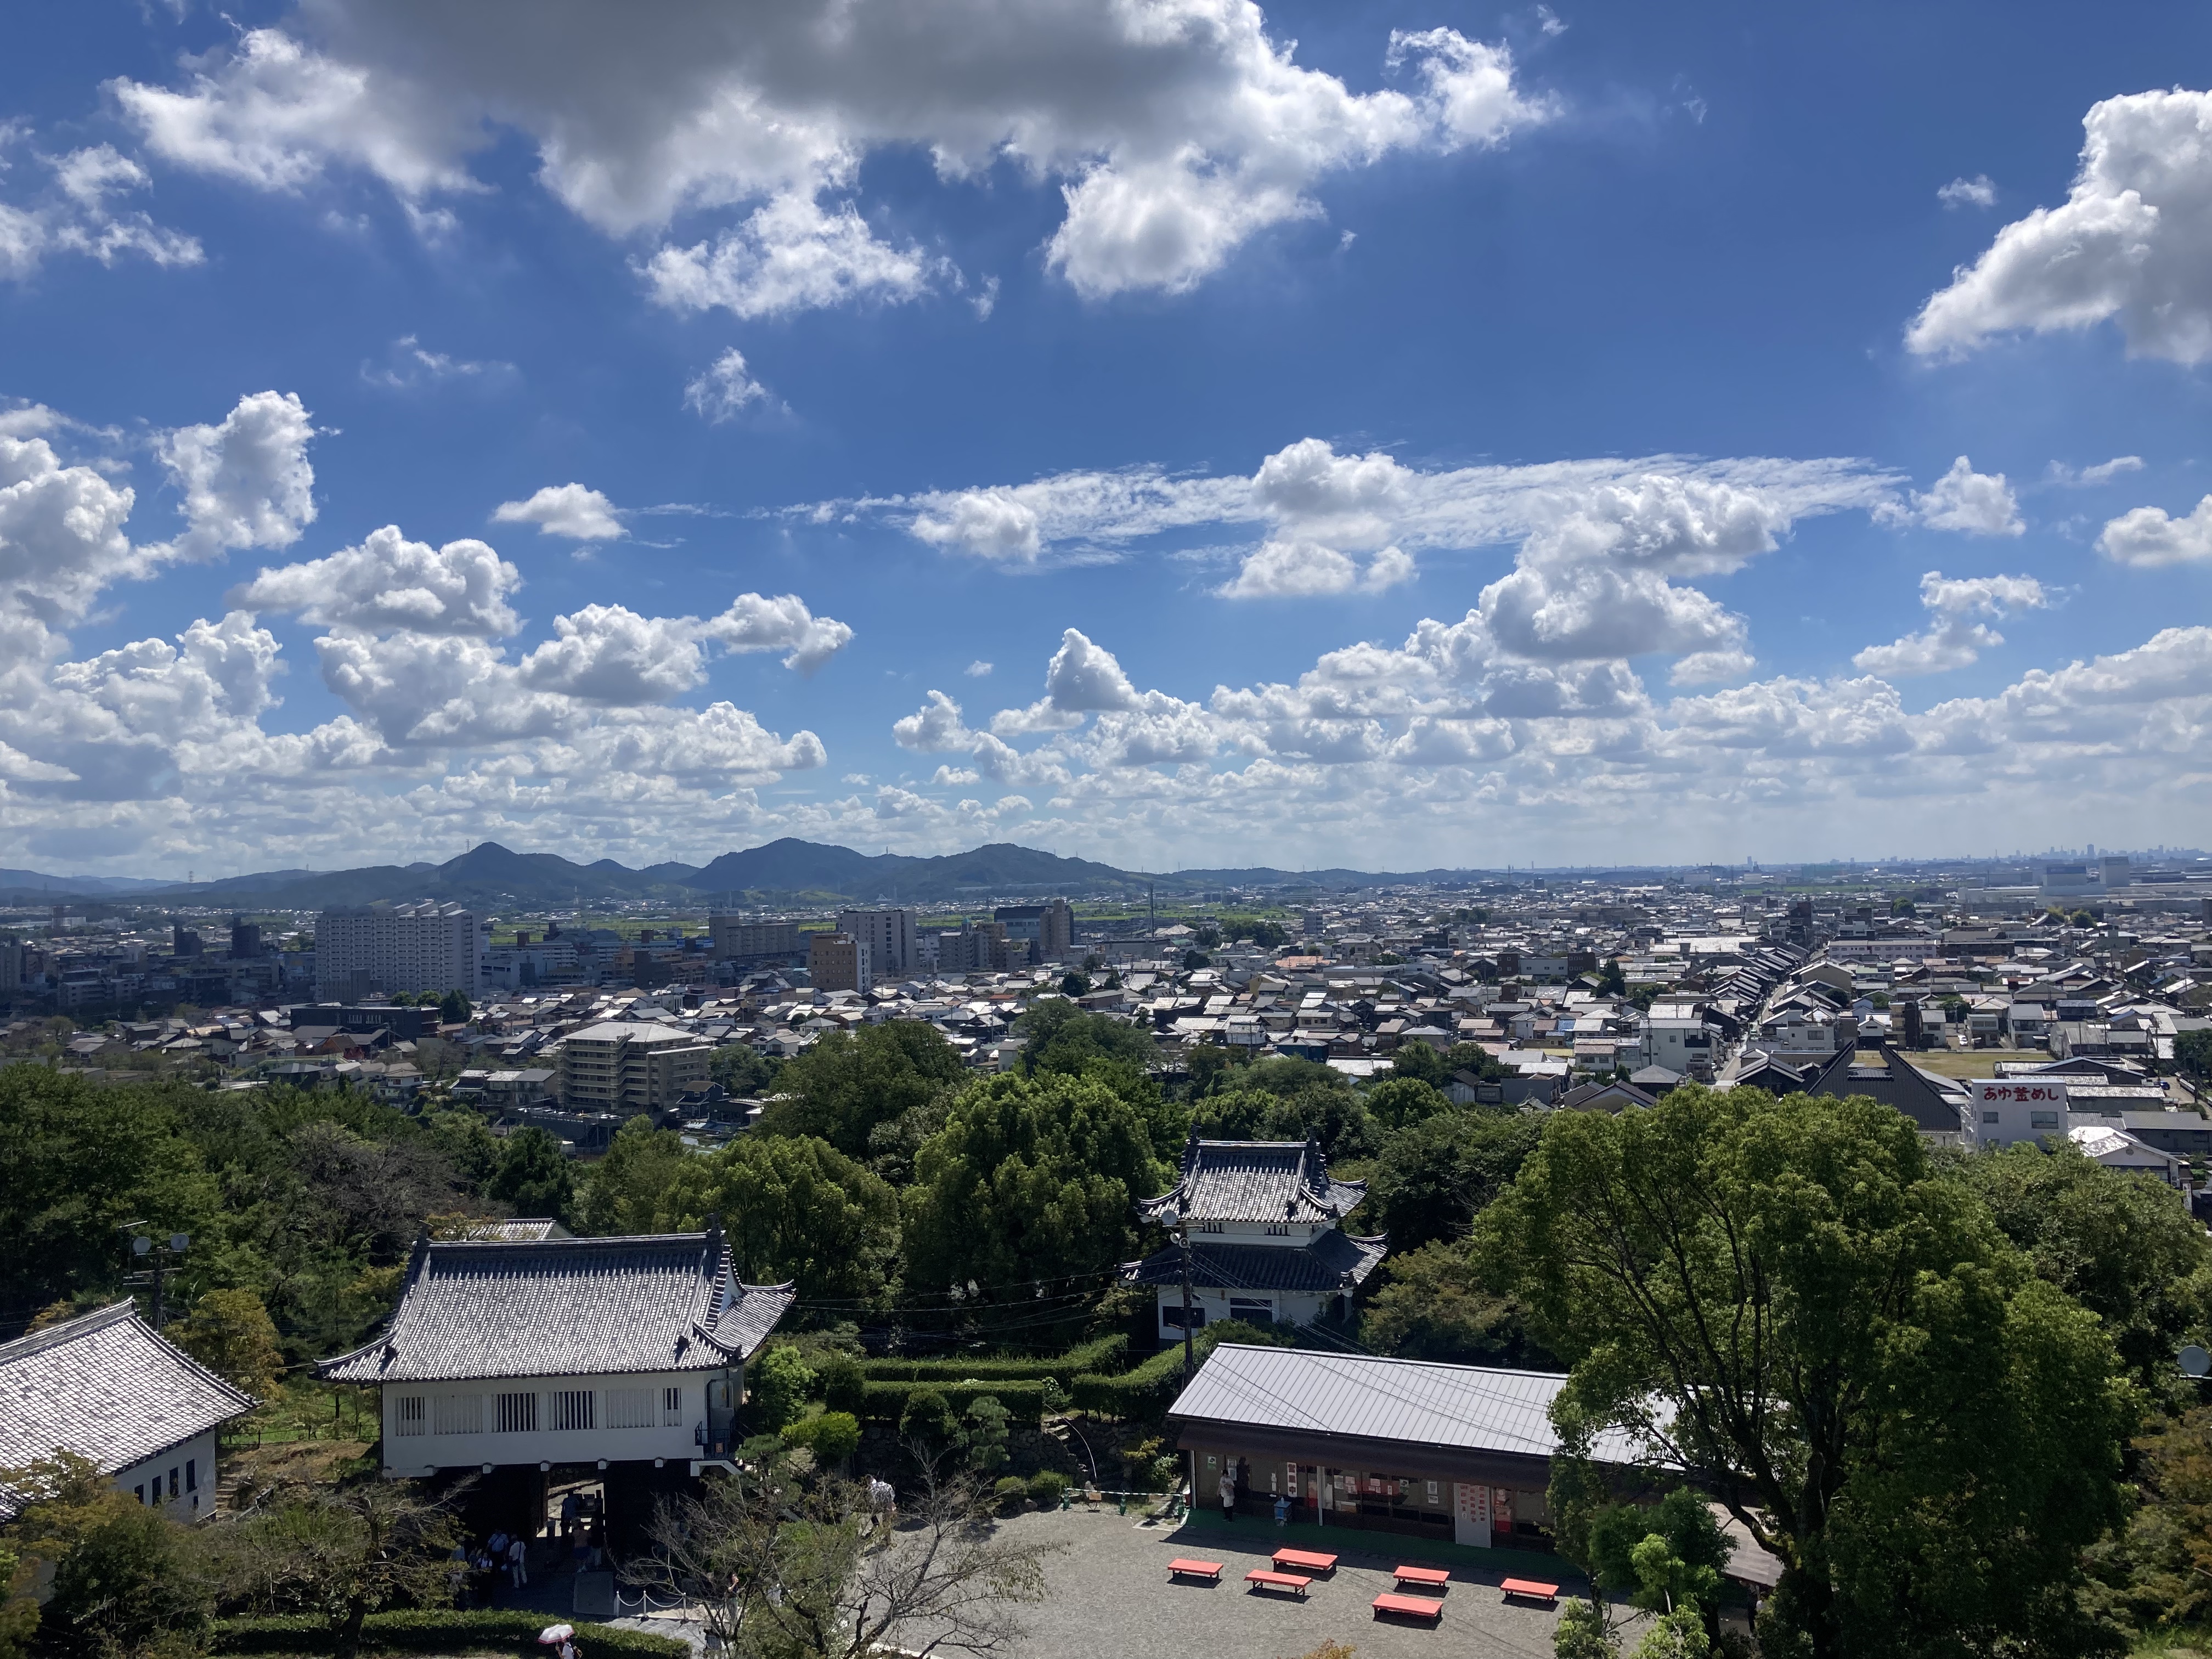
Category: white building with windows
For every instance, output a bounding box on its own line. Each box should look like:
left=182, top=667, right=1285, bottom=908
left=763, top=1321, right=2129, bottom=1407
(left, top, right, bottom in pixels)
left=319, top=1227, right=793, bottom=1478
left=0, top=1303, right=255, bottom=1522
left=1125, top=1135, right=1387, bottom=1341
left=835, top=909, right=917, bottom=978
left=316, top=901, right=482, bottom=998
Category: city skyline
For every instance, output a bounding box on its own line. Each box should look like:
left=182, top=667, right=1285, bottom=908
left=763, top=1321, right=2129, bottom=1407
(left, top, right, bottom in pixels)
left=3, top=1, right=2208, bottom=876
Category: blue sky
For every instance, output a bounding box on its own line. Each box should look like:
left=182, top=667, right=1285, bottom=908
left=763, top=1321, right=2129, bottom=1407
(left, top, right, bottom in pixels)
left=1, top=0, right=2208, bottom=876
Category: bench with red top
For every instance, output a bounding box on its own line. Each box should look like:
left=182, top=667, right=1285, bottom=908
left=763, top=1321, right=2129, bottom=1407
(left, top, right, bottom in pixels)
left=1392, top=1564, right=1451, bottom=1591
left=1500, top=1578, right=1561, bottom=1606
left=1245, top=1568, right=1312, bottom=1599
left=1166, top=1559, right=1223, bottom=1584
left=1372, top=1592, right=1446, bottom=1622
left=1272, top=1547, right=1339, bottom=1575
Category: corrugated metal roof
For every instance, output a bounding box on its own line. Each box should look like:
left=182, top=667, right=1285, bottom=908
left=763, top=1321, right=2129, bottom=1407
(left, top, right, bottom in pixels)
left=319, top=1230, right=793, bottom=1383
left=0, top=1304, right=254, bottom=1515
left=1167, top=1344, right=1643, bottom=1465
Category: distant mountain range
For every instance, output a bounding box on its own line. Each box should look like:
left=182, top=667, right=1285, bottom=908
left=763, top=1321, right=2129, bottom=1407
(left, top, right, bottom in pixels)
left=0, top=838, right=1490, bottom=910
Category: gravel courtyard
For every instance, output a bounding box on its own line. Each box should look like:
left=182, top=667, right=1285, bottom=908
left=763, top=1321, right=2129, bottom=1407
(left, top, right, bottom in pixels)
left=996, top=1507, right=1569, bottom=1659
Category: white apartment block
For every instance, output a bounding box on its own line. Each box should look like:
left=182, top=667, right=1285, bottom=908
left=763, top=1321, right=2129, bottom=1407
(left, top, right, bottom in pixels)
left=555, top=1020, right=712, bottom=1111
left=836, top=908, right=916, bottom=977
left=317, top=901, right=482, bottom=998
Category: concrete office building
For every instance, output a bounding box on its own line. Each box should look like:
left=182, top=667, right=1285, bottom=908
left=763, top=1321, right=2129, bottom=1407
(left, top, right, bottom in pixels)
left=554, top=1020, right=712, bottom=1111
left=836, top=909, right=916, bottom=978
left=996, top=898, right=1074, bottom=962
left=808, top=932, right=873, bottom=994
left=316, top=901, right=481, bottom=998
left=709, top=918, right=802, bottom=961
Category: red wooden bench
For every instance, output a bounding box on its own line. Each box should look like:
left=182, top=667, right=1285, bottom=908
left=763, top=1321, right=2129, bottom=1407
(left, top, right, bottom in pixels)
left=1272, top=1547, right=1339, bottom=1575
left=1501, top=1577, right=1561, bottom=1606
left=1245, top=1568, right=1313, bottom=1599
left=1372, top=1592, right=1445, bottom=1622
left=1166, top=1558, right=1223, bottom=1584
left=1393, top=1564, right=1451, bottom=1592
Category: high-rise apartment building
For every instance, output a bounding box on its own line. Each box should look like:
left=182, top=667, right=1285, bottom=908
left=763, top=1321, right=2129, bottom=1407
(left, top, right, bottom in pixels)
left=835, top=908, right=916, bottom=978
left=554, top=1020, right=711, bottom=1111
left=995, top=899, right=1075, bottom=962
left=708, top=917, right=802, bottom=961
left=315, top=901, right=481, bottom=998
left=807, top=931, right=873, bottom=994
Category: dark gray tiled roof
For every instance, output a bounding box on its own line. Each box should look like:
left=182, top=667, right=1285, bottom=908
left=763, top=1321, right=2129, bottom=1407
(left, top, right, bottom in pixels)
left=1168, top=1343, right=1644, bottom=1464
left=1124, top=1232, right=1389, bottom=1294
left=0, top=1304, right=254, bottom=1516
left=319, top=1229, right=794, bottom=1384
left=1139, top=1136, right=1365, bottom=1225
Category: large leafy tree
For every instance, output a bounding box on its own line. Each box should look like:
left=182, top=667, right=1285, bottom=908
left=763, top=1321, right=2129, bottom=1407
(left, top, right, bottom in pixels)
left=573, top=1116, right=696, bottom=1236
left=0, top=1070, right=219, bottom=1315
left=484, top=1126, right=574, bottom=1224
left=1362, top=1105, right=1541, bottom=1251
left=904, top=1072, right=1166, bottom=1297
left=1477, top=1085, right=2135, bottom=1659
left=760, top=1023, right=966, bottom=1158
left=1942, top=1140, right=2212, bottom=1393
left=1359, top=1239, right=1552, bottom=1367
left=659, top=1134, right=899, bottom=1306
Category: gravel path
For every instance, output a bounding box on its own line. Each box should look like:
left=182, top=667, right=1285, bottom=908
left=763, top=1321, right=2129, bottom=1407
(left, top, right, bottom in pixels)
left=995, top=1507, right=1571, bottom=1659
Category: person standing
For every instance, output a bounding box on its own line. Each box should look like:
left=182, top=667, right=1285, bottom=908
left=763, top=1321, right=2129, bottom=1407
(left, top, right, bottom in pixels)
left=1217, top=1464, right=1237, bottom=1521
left=507, top=1534, right=529, bottom=1588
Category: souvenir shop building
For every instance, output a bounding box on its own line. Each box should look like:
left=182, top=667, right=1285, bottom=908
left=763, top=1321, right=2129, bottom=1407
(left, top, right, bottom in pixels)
left=1166, top=1344, right=1643, bottom=1551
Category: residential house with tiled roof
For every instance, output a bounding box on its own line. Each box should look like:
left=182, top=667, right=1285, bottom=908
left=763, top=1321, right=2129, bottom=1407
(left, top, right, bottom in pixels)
left=1125, top=1135, right=1387, bottom=1340
left=0, top=1304, right=255, bottom=1521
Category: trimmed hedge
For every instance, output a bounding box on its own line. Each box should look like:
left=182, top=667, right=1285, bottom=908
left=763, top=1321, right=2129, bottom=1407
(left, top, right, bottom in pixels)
left=211, top=1612, right=687, bottom=1659
left=857, top=1380, right=1045, bottom=1425
left=857, top=1334, right=1126, bottom=1383
left=1067, top=1322, right=1296, bottom=1419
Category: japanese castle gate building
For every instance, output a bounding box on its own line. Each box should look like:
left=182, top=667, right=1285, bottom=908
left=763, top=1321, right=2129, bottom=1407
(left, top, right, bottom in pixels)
left=1127, top=1134, right=1388, bottom=1339
left=320, top=1224, right=791, bottom=1536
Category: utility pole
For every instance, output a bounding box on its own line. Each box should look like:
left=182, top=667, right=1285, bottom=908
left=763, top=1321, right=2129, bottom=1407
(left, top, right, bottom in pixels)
left=120, top=1225, right=188, bottom=1331
left=1178, top=1217, right=1195, bottom=1383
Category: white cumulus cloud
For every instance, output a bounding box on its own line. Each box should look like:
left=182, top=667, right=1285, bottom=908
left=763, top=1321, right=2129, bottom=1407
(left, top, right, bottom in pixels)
left=231, top=524, right=522, bottom=635
left=109, top=2, right=1555, bottom=311
left=158, top=390, right=318, bottom=561
left=1852, top=570, right=2047, bottom=677
left=493, top=483, right=625, bottom=540
left=2098, top=495, right=2212, bottom=567
left=1909, top=87, right=2212, bottom=364
left=1877, top=455, right=2023, bottom=536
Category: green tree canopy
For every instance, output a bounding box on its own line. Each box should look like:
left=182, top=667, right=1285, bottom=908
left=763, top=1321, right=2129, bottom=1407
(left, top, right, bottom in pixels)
left=573, top=1115, right=696, bottom=1237
left=170, top=1288, right=284, bottom=1397
left=904, top=1071, right=1167, bottom=1299
left=0, top=1070, right=219, bottom=1316
left=759, top=1022, right=966, bottom=1157
left=485, top=1126, right=574, bottom=1225
left=658, top=1133, right=899, bottom=1306
left=1359, top=1239, right=1553, bottom=1367
left=1943, top=1139, right=2212, bottom=1392
left=1363, top=1106, right=1540, bottom=1251
left=709, top=1044, right=783, bottom=1098
left=1363, top=1076, right=1451, bottom=1133
left=1478, top=1085, right=2135, bottom=1659
left=748, top=1345, right=815, bottom=1432
left=1188, top=1056, right=1373, bottom=1159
